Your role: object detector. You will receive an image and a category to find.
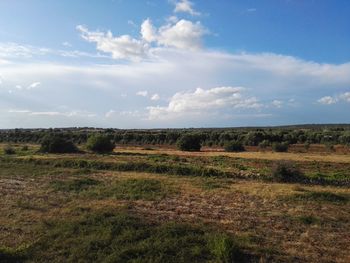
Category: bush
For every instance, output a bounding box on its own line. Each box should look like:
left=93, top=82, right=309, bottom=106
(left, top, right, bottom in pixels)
left=21, top=145, right=29, bottom=151
left=224, top=141, right=245, bottom=152
left=258, top=140, right=270, bottom=150
left=272, top=142, right=289, bottom=152
left=40, top=135, right=78, bottom=153
left=4, top=145, right=16, bottom=155
left=272, top=161, right=304, bottom=182
left=86, top=134, right=115, bottom=153
left=177, top=134, right=202, bottom=152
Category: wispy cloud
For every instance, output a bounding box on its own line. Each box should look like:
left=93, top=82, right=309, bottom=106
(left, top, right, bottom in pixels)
left=173, top=0, right=201, bottom=16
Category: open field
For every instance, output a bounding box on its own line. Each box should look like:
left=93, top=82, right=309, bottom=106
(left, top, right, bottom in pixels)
left=1, top=144, right=350, bottom=262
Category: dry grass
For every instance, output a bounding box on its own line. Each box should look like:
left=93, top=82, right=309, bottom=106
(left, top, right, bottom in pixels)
left=116, top=146, right=350, bottom=164
left=1, top=148, right=350, bottom=262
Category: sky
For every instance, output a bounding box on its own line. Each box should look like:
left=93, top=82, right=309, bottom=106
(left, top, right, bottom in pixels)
left=0, top=0, right=349, bottom=129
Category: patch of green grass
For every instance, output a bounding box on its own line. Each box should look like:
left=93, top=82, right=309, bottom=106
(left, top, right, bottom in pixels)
left=200, top=178, right=230, bottom=190
left=0, top=245, right=28, bottom=262
left=51, top=178, right=100, bottom=192
left=25, top=209, right=247, bottom=263
left=297, top=215, right=320, bottom=225
left=87, top=178, right=172, bottom=201
left=286, top=190, right=349, bottom=204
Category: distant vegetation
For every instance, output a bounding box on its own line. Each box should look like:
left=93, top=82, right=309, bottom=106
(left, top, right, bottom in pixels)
left=1, top=125, right=350, bottom=149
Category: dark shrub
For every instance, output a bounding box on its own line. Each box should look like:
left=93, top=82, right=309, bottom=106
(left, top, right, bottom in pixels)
left=272, top=142, right=289, bottom=152
left=224, top=141, right=245, bottom=152
left=4, top=145, right=16, bottom=155
left=177, top=134, right=202, bottom=152
left=21, top=145, right=29, bottom=151
left=86, top=134, right=115, bottom=153
left=40, top=135, right=78, bottom=153
left=272, top=161, right=304, bottom=182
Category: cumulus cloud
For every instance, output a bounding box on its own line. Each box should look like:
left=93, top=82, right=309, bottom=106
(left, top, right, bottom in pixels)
left=77, top=25, right=148, bottom=60
left=318, top=92, right=350, bottom=105
left=136, top=90, right=148, bottom=97
left=174, top=0, right=200, bottom=16
left=339, top=92, right=350, bottom=102
left=151, top=93, right=160, bottom=101
left=141, top=19, right=157, bottom=43
left=141, top=19, right=207, bottom=50
left=318, top=96, right=337, bottom=105
left=2, top=48, right=350, bottom=127
left=272, top=100, right=283, bottom=108
left=147, top=87, right=262, bottom=120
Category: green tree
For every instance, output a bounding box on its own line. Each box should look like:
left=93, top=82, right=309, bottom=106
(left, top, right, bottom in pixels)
left=86, top=134, right=115, bottom=153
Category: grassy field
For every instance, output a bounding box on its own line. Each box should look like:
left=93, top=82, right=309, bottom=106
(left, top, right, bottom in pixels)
left=0, top=144, right=349, bottom=262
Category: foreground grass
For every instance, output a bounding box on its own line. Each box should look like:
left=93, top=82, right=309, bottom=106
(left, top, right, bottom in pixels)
left=1, top=208, right=247, bottom=263
left=1, top=147, right=349, bottom=262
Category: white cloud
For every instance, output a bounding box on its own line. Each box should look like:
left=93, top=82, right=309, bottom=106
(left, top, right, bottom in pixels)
left=0, top=42, right=49, bottom=59
left=174, top=0, right=200, bottom=16
left=318, top=92, right=350, bottom=105
left=141, top=19, right=207, bottom=50
left=339, top=92, right=350, bottom=102
left=76, top=25, right=148, bottom=61
left=147, top=87, right=262, bottom=120
left=8, top=109, right=96, bottom=118
left=105, top=110, right=116, bottom=118
left=272, top=100, right=283, bottom=108
left=141, top=19, right=157, bottom=42
left=2, top=48, right=350, bottom=127
left=62, top=41, right=72, bottom=47
left=151, top=93, right=160, bottom=101
left=136, top=90, right=148, bottom=97
left=318, top=96, right=337, bottom=105
left=27, top=81, right=41, bottom=89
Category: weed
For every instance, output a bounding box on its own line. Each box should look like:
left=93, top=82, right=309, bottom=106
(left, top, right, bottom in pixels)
left=51, top=178, right=100, bottom=192
left=287, top=191, right=349, bottom=204
left=87, top=178, right=172, bottom=201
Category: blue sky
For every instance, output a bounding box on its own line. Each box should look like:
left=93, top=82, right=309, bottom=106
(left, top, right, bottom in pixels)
left=0, top=0, right=349, bottom=128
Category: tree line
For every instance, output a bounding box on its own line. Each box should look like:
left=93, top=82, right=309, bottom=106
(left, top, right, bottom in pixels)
left=1, top=125, right=350, bottom=147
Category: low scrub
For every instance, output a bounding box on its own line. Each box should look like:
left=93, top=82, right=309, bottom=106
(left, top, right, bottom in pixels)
left=272, top=142, right=289, bottom=152
left=272, top=161, right=304, bottom=183
left=40, top=135, right=78, bottom=153
left=177, top=134, right=202, bottom=152
left=224, top=141, right=245, bottom=152
left=3, top=145, right=16, bottom=155
left=86, top=134, right=115, bottom=153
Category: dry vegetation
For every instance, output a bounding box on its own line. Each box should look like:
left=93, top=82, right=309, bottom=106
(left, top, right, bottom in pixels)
left=0, top=144, right=349, bottom=262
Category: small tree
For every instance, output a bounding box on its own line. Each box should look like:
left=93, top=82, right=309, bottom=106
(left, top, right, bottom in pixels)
left=86, top=134, right=115, bottom=153
left=224, top=141, right=245, bottom=152
left=40, top=135, right=78, bottom=153
left=177, top=134, right=202, bottom=152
